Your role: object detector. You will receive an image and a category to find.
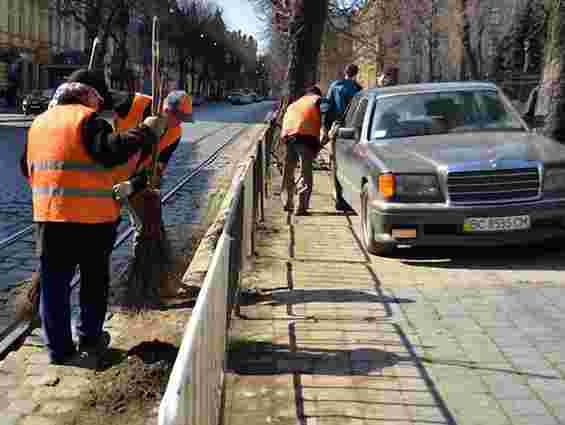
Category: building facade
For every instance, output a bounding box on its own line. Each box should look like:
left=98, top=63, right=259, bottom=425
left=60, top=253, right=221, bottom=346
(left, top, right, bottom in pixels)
left=350, top=0, right=401, bottom=89
left=47, top=2, right=88, bottom=89
left=0, top=0, right=49, bottom=103
left=400, top=0, right=524, bottom=83
left=318, top=16, right=354, bottom=93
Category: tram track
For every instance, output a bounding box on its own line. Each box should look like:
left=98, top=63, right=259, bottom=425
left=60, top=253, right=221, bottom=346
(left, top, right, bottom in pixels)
left=0, top=123, right=250, bottom=358
left=0, top=122, right=236, bottom=253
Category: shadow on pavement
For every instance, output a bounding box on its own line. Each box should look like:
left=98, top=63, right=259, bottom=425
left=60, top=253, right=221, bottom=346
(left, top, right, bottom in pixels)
left=228, top=322, right=459, bottom=425
left=227, top=341, right=399, bottom=376
left=417, top=356, right=562, bottom=380
left=238, top=288, right=415, bottom=307
left=385, top=237, right=565, bottom=271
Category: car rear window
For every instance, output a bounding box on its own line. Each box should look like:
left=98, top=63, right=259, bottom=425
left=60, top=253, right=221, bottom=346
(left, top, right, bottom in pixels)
left=370, top=90, right=526, bottom=140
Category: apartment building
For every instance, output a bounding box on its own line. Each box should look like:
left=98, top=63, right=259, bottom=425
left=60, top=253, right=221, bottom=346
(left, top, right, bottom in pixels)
left=47, top=2, right=88, bottom=89
left=350, top=0, right=401, bottom=89
left=318, top=16, right=354, bottom=93
left=0, top=0, right=49, bottom=98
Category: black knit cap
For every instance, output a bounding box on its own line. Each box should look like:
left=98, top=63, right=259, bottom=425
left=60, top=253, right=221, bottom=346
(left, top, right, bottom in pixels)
left=67, top=68, right=113, bottom=110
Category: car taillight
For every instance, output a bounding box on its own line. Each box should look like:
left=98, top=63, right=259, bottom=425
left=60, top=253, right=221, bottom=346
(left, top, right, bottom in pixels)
left=378, top=174, right=395, bottom=199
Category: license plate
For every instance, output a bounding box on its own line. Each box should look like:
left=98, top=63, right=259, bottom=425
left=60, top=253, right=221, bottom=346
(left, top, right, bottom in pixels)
left=463, top=215, right=531, bottom=232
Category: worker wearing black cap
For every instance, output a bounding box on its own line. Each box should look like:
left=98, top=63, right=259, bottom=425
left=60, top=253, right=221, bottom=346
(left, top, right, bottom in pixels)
left=21, top=68, right=167, bottom=367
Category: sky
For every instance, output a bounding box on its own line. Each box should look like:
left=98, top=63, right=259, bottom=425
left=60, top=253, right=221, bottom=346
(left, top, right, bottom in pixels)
left=214, top=0, right=267, bottom=52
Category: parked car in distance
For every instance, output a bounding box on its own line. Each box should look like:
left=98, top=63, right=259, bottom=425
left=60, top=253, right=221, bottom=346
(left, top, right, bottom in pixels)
left=226, top=91, right=253, bottom=105
left=334, top=81, right=565, bottom=255
left=22, top=90, right=51, bottom=115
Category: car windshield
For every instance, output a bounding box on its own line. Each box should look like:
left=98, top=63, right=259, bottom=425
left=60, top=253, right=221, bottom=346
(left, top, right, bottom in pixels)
left=370, top=90, right=526, bottom=140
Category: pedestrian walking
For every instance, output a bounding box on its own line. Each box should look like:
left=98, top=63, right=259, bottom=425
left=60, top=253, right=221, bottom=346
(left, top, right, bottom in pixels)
left=322, top=64, right=362, bottom=212
left=322, top=63, right=363, bottom=137
left=281, top=86, right=324, bottom=216
left=22, top=68, right=166, bottom=367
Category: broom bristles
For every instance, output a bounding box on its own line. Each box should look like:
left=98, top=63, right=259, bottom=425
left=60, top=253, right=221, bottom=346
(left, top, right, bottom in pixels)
left=14, top=272, right=41, bottom=324
left=122, top=188, right=172, bottom=310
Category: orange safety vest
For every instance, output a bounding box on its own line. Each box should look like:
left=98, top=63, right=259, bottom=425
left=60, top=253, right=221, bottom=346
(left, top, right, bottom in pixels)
left=27, top=104, right=120, bottom=223
left=139, top=125, right=182, bottom=171
left=113, top=93, right=152, bottom=182
left=114, top=93, right=152, bottom=132
left=281, top=95, right=321, bottom=140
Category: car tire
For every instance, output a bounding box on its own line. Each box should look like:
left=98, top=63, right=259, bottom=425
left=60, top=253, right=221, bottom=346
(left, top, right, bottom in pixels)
left=361, top=184, right=393, bottom=256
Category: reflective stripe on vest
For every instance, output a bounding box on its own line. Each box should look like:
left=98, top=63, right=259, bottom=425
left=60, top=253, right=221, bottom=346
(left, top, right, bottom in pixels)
left=27, top=104, right=120, bottom=223
left=139, top=125, right=182, bottom=171
left=281, top=95, right=322, bottom=140
left=114, top=93, right=152, bottom=132
left=113, top=94, right=151, bottom=182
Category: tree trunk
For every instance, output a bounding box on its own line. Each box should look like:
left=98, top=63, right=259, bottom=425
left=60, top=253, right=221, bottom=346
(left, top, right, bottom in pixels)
left=461, top=0, right=480, bottom=80
left=284, top=0, right=329, bottom=101
left=542, top=0, right=565, bottom=142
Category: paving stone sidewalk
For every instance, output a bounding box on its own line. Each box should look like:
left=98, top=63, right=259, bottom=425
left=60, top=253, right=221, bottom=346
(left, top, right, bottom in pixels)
left=0, top=319, right=118, bottom=425
left=222, top=170, right=565, bottom=425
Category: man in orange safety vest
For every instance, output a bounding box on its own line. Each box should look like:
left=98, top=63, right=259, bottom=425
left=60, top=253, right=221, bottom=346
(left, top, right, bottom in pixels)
left=280, top=86, right=324, bottom=216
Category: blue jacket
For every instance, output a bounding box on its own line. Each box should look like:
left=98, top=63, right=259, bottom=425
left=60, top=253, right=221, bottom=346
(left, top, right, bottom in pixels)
left=322, top=79, right=362, bottom=128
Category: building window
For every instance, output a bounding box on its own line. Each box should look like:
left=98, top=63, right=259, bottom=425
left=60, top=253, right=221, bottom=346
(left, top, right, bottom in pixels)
left=489, top=8, right=501, bottom=26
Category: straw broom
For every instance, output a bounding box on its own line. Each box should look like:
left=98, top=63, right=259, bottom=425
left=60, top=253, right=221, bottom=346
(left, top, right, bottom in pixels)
left=124, top=17, right=172, bottom=310
left=15, top=37, right=102, bottom=323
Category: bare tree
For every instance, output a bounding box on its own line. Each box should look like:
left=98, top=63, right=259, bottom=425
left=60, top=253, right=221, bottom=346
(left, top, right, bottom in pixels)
left=541, top=0, right=565, bottom=142
left=53, top=0, right=135, bottom=67
left=166, top=0, right=217, bottom=91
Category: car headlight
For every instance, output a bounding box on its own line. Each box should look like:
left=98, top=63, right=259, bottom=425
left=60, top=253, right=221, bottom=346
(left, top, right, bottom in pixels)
left=378, top=174, right=441, bottom=201
left=544, top=168, right=565, bottom=192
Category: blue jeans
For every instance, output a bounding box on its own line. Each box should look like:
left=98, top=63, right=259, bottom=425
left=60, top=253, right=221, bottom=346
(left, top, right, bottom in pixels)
left=38, top=222, right=117, bottom=361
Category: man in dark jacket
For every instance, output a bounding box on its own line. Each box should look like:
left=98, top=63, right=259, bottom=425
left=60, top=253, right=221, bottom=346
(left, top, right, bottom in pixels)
left=322, top=64, right=362, bottom=211
left=322, top=64, right=363, bottom=134
left=21, top=69, right=166, bottom=367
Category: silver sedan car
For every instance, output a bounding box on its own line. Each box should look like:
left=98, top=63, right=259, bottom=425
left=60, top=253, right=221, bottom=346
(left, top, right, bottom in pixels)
left=333, top=82, right=565, bottom=255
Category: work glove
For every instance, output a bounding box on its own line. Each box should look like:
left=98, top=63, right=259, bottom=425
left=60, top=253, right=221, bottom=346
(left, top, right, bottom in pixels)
left=143, top=115, right=168, bottom=139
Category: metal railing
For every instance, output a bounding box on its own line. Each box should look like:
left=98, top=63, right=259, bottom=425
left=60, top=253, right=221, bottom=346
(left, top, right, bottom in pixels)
left=158, top=119, right=274, bottom=425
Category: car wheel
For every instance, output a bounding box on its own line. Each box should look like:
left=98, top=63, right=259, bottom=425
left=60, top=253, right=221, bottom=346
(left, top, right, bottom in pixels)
left=361, top=184, right=393, bottom=256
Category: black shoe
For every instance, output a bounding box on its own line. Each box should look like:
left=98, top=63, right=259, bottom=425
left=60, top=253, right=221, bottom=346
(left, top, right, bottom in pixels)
left=294, top=210, right=310, bottom=216
left=49, top=348, right=78, bottom=366
left=76, top=331, right=111, bottom=370
left=78, top=331, right=111, bottom=356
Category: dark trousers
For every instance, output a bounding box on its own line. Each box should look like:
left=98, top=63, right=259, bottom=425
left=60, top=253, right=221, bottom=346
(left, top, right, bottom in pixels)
left=37, top=221, right=118, bottom=361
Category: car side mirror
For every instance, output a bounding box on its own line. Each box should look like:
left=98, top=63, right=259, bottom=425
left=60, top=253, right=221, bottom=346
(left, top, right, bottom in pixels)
left=337, top=127, right=356, bottom=140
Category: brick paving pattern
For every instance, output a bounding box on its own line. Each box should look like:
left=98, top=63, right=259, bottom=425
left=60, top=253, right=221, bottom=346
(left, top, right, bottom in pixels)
left=223, top=170, right=565, bottom=425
